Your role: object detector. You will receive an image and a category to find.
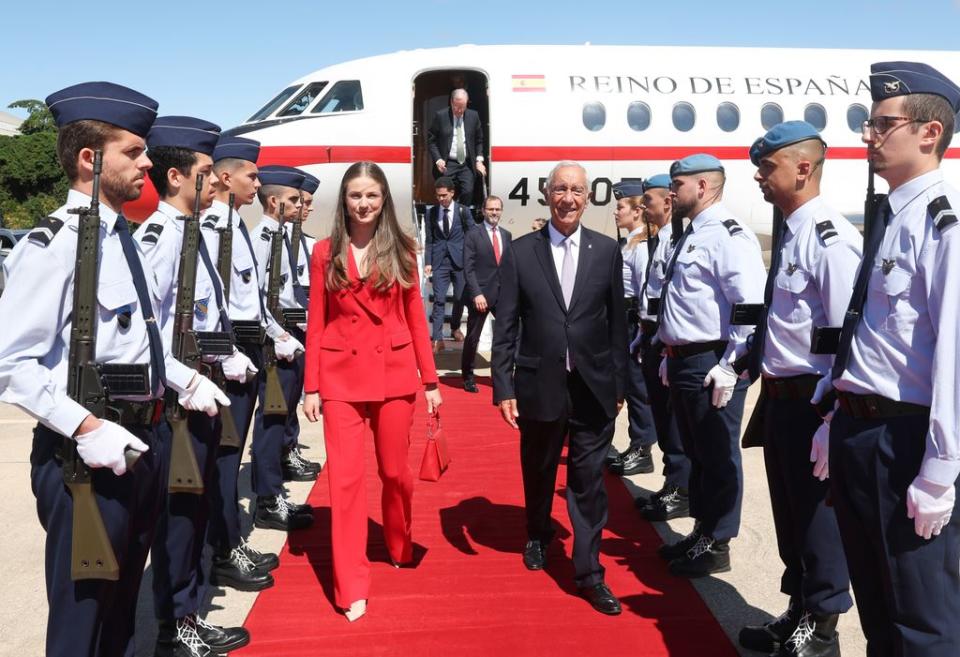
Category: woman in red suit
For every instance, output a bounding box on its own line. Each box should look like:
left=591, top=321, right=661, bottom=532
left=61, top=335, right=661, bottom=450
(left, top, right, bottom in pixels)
left=303, top=161, right=441, bottom=622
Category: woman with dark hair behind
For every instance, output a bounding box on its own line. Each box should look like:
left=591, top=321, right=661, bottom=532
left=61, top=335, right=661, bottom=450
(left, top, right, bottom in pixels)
left=303, top=161, right=441, bottom=622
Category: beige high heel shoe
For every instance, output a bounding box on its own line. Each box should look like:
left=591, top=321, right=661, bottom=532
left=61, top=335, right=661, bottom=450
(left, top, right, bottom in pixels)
left=344, top=599, right=367, bottom=622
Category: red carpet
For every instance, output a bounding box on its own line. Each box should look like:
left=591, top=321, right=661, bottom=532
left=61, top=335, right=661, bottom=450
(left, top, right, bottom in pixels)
left=238, top=377, right=739, bottom=657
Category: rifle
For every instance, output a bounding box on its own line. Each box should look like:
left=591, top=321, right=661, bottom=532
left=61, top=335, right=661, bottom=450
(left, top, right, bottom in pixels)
left=209, top=193, right=242, bottom=449
left=261, top=202, right=289, bottom=416
left=64, top=151, right=136, bottom=580
left=289, top=201, right=309, bottom=301
left=862, top=163, right=886, bottom=247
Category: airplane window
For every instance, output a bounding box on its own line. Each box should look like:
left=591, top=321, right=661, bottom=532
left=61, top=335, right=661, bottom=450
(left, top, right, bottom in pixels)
left=716, top=102, right=740, bottom=132
left=311, top=80, right=364, bottom=114
left=627, top=101, right=651, bottom=131
left=846, top=104, right=869, bottom=133
left=761, top=103, right=783, bottom=130
left=672, top=102, right=696, bottom=132
left=278, top=82, right=329, bottom=117
left=582, top=102, right=606, bottom=131
left=247, top=84, right=301, bottom=122
left=804, top=103, right=827, bottom=131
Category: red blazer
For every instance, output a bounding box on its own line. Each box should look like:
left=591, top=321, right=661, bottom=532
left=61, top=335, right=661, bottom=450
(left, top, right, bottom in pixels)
left=304, top=239, right=438, bottom=402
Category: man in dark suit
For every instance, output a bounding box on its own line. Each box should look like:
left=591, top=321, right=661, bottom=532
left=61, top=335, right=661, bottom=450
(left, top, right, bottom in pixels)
left=424, top=177, right=471, bottom=350
left=461, top=195, right=511, bottom=392
left=493, top=161, right=627, bottom=615
left=427, top=88, right=486, bottom=206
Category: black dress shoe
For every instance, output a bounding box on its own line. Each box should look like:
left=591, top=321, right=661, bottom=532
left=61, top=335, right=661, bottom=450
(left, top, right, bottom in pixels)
left=463, top=379, right=479, bottom=393
left=775, top=613, right=840, bottom=657
left=281, top=449, right=319, bottom=482
left=579, top=582, right=622, bottom=615
left=210, top=548, right=275, bottom=592
left=634, top=485, right=668, bottom=510
left=668, top=536, right=731, bottom=578
left=642, top=487, right=690, bottom=521
left=156, top=616, right=213, bottom=657
left=254, top=495, right=314, bottom=531
left=239, top=538, right=280, bottom=572
left=657, top=525, right=702, bottom=561
left=739, top=598, right=802, bottom=653
left=522, top=539, right=547, bottom=570
left=617, top=446, right=654, bottom=475
left=195, top=616, right=250, bottom=654
left=605, top=444, right=623, bottom=467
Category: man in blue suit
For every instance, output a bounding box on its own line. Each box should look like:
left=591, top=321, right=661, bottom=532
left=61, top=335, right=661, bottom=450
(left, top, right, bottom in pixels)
left=424, top=177, right=472, bottom=351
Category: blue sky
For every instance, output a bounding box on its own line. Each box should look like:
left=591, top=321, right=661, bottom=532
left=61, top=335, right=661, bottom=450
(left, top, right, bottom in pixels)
left=2, top=0, right=959, bottom=129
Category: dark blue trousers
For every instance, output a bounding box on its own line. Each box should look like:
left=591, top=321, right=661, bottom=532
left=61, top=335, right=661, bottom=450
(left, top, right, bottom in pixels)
left=32, top=423, right=164, bottom=657
left=762, top=392, right=851, bottom=615
left=251, top=350, right=304, bottom=497
left=640, top=340, right=690, bottom=489
left=429, top=257, right=465, bottom=340
left=281, top=328, right=306, bottom=450
left=667, top=346, right=747, bottom=540
left=150, top=412, right=219, bottom=621
left=830, top=408, right=960, bottom=657
left=207, top=343, right=262, bottom=553
left=623, top=316, right=657, bottom=451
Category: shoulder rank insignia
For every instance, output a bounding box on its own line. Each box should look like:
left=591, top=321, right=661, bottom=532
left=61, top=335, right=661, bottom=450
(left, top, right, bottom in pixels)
left=721, top=219, right=742, bottom=236
left=140, top=222, right=164, bottom=245
left=260, top=228, right=271, bottom=241
left=814, top=219, right=839, bottom=245
left=27, top=216, right=65, bottom=247
left=928, top=196, right=957, bottom=234
left=201, top=215, right=219, bottom=230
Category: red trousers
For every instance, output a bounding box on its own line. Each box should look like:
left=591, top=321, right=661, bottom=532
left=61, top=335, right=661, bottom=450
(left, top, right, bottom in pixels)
left=322, top=395, right=415, bottom=608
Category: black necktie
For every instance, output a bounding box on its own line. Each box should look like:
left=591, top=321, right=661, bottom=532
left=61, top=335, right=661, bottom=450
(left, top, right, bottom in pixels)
left=442, top=208, right=450, bottom=237
left=748, top=219, right=788, bottom=381
left=831, top=200, right=891, bottom=381
left=237, top=220, right=269, bottom=320
left=115, top=215, right=166, bottom=397
left=655, top=222, right=694, bottom=329
left=197, top=234, right=233, bottom=333
left=283, top=231, right=308, bottom=307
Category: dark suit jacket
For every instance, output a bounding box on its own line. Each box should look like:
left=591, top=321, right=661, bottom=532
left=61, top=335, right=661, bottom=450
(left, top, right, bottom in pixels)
left=492, top=225, right=627, bottom=422
left=427, top=108, right=484, bottom=170
left=424, top=202, right=471, bottom=270
left=463, top=223, right=512, bottom=308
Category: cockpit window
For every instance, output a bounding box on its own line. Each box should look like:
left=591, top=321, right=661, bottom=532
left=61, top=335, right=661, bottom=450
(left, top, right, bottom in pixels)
left=278, top=82, right=329, bottom=117
left=311, top=80, right=364, bottom=114
left=247, top=84, right=301, bottom=122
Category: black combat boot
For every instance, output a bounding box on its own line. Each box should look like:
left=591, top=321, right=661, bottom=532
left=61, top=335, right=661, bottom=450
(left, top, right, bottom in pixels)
left=642, top=486, right=690, bottom=521
left=775, top=612, right=841, bottom=657
left=254, top=495, right=314, bottom=531
left=657, top=523, right=702, bottom=561
left=210, top=547, right=275, bottom=591
left=739, top=597, right=802, bottom=653
left=668, top=535, right=731, bottom=578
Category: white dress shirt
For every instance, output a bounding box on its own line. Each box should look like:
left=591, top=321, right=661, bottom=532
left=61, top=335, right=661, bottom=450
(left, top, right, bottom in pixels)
left=547, top=221, right=581, bottom=280
left=252, top=215, right=305, bottom=311
left=621, top=226, right=649, bottom=299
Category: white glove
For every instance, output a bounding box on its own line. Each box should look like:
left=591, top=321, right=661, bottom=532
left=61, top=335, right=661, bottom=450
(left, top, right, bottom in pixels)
left=178, top=374, right=231, bottom=416
left=296, top=322, right=308, bottom=331
left=703, top=363, right=737, bottom=408
left=75, top=420, right=149, bottom=476
left=221, top=349, right=258, bottom=383
left=811, top=374, right=833, bottom=405
left=659, top=356, right=669, bottom=387
left=810, top=415, right=832, bottom=481
left=274, top=334, right=305, bottom=362
left=907, top=476, right=956, bottom=540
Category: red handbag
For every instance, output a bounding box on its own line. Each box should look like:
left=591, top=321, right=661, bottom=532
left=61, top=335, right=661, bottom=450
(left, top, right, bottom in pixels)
left=419, top=413, right=451, bottom=481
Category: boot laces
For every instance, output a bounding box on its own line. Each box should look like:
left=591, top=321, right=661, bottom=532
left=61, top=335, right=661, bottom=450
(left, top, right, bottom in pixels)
left=176, top=615, right=211, bottom=655
left=786, top=613, right=816, bottom=651
left=685, top=535, right=715, bottom=560
left=240, top=536, right=265, bottom=559
left=660, top=489, right=681, bottom=505
left=278, top=497, right=301, bottom=517
left=230, top=546, right=257, bottom=573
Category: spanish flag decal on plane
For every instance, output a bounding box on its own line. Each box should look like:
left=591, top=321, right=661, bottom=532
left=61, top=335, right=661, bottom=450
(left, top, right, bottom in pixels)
left=512, top=75, right=546, bottom=92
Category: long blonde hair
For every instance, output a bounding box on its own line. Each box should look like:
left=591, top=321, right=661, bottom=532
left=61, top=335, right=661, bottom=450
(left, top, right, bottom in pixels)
left=621, top=195, right=658, bottom=250
left=325, top=161, right=418, bottom=291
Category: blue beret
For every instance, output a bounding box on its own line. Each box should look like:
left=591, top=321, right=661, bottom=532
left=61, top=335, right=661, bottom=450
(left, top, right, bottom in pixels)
left=299, top=171, right=320, bottom=194
left=870, top=61, right=960, bottom=113
left=258, top=165, right=305, bottom=189
left=45, top=81, right=158, bottom=137
left=147, top=116, right=221, bottom=155
left=750, top=121, right=826, bottom=167
left=670, top=154, right=724, bottom=178
left=642, top=174, right=672, bottom=192
left=612, top=181, right=644, bottom=199
left=213, top=135, right=260, bottom=163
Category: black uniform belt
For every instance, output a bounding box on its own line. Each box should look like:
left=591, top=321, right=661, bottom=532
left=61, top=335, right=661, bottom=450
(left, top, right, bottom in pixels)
left=837, top=392, right=929, bottom=420
left=102, top=399, right=165, bottom=427
left=664, top=340, right=726, bottom=359
left=640, top=320, right=658, bottom=336
left=762, top=374, right=820, bottom=402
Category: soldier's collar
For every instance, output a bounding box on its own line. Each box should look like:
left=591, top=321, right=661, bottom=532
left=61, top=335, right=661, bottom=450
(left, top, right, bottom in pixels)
left=784, top=196, right=822, bottom=233
left=65, top=188, right=120, bottom=234
left=888, top=169, right=943, bottom=215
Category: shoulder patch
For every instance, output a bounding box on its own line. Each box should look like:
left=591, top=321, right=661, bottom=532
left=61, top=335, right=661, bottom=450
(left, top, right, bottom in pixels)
left=140, top=222, right=164, bottom=245
left=27, top=216, right=65, bottom=247
left=814, top=219, right=840, bottom=246
left=928, top=196, right=958, bottom=234
left=202, top=215, right=219, bottom=230
left=260, top=229, right=271, bottom=242
left=721, top=219, right=743, bottom=236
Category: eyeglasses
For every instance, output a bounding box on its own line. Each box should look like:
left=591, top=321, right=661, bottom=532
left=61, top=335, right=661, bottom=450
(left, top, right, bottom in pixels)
left=861, top=115, right=928, bottom=136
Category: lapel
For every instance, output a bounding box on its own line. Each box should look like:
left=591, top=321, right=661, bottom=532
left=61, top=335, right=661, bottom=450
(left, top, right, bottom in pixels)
left=346, top=247, right=383, bottom=318
left=566, top=227, right=594, bottom=314
left=533, top=226, right=567, bottom=313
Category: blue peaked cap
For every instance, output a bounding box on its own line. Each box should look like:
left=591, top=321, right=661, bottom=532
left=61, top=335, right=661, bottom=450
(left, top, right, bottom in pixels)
left=750, top=121, right=826, bottom=166
left=299, top=171, right=320, bottom=194
left=45, top=81, right=158, bottom=137
left=670, top=154, right=724, bottom=178
left=258, top=165, right=305, bottom=189
left=612, top=181, right=644, bottom=199
left=213, top=135, right=260, bottom=163
left=147, top=116, right=221, bottom=155
left=870, top=61, right=960, bottom=113
left=642, top=174, right=672, bottom=192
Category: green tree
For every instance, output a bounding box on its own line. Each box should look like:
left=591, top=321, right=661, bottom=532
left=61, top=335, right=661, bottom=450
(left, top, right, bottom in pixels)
left=0, top=100, right=65, bottom=229
left=8, top=100, right=55, bottom=135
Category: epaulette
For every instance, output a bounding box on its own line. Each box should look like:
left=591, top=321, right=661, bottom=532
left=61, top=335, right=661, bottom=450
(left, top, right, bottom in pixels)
left=140, top=222, right=164, bottom=245
left=814, top=219, right=840, bottom=246
left=260, top=227, right=271, bottom=241
left=27, top=216, right=65, bottom=247
left=928, top=196, right=958, bottom=234
left=721, top=219, right=743, bottom=236
left=201, top=215, right=219, bottom=230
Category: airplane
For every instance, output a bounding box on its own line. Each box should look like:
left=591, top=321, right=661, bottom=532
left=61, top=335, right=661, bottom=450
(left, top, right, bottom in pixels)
left=125, top=44, right=960, bottom=249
